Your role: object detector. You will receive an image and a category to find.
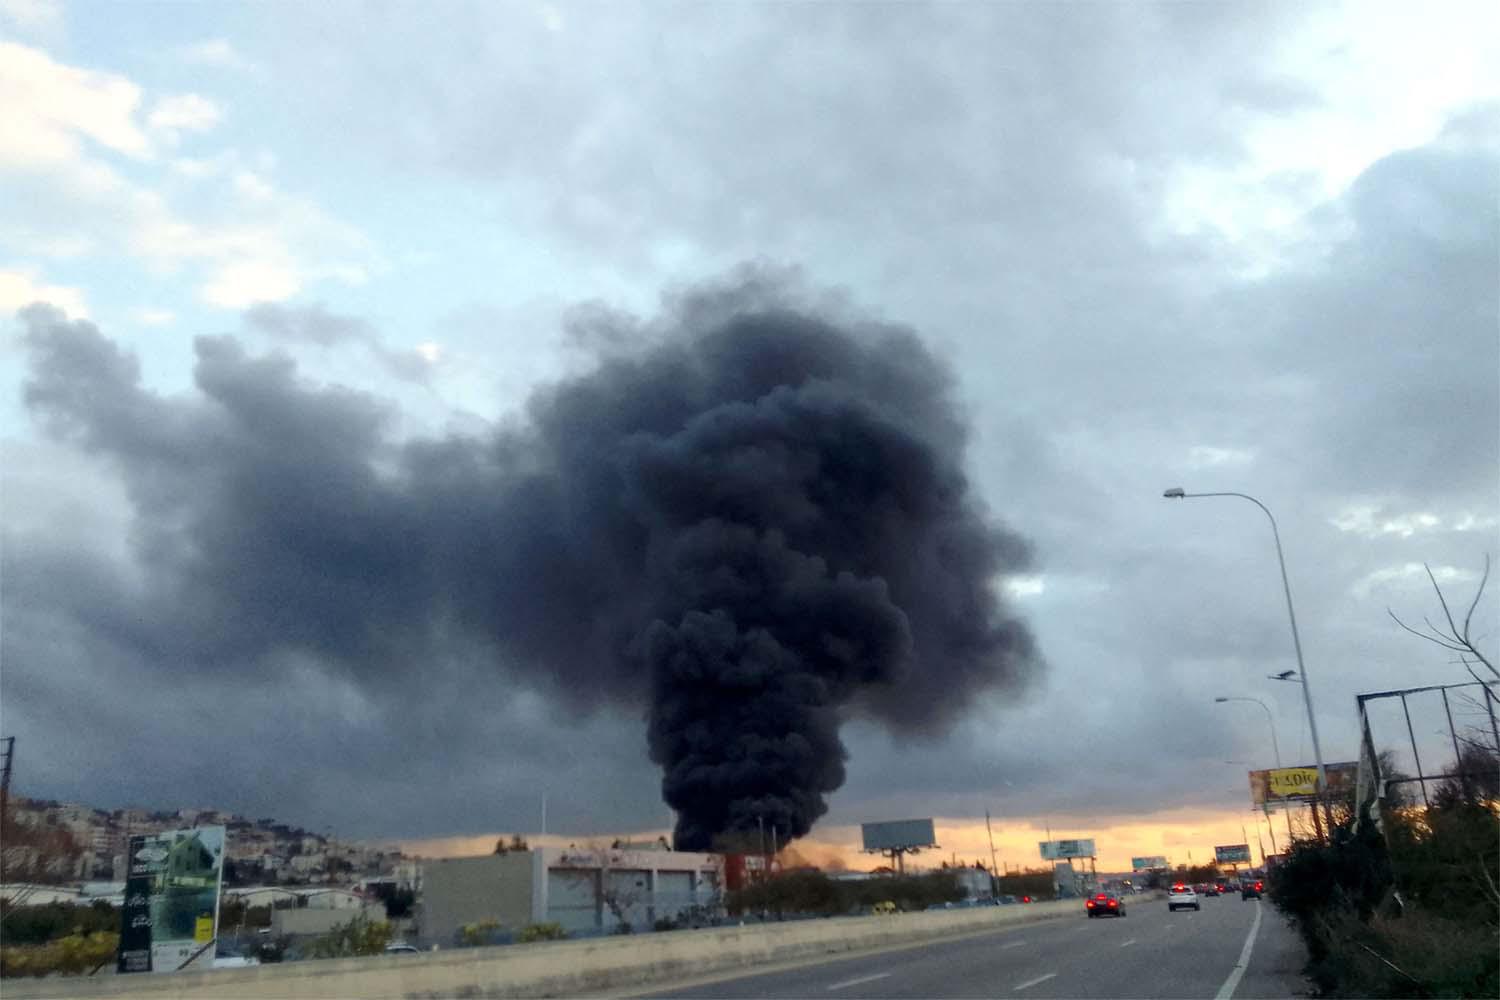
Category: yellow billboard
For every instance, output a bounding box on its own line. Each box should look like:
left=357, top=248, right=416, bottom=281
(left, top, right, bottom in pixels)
left=1249, top=762, right=1357, bottom=805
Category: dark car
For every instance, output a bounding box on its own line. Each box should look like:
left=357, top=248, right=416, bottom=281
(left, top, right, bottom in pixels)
left=1241, top=880, right=1264, bottom=900
left=1085, top=892, right=1126, bottom=918
left=1202, top=883, right=1220, bottom=897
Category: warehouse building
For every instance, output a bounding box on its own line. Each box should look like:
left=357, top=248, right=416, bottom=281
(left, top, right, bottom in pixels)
left=420, top=845, right=723, bottom=945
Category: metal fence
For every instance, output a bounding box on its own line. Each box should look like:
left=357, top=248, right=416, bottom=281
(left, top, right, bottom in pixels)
left=1354, top=679, right=1500, bottom=822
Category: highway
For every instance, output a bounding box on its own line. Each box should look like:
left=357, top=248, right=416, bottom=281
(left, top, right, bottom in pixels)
left=644, top=895, right=1307, bottom=999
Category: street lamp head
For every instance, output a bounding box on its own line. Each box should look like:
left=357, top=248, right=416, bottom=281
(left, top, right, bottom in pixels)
left=1163, top=487, right=1186, bottom=498
left=1214, top=697, right=1229, bottom=703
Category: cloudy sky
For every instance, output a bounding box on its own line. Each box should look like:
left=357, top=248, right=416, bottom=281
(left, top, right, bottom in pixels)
left=2, top=1, right=1496, bottom=870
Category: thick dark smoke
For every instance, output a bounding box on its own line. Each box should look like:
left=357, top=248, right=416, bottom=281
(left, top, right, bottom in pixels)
left=18, top=280, right=1041, bottom=849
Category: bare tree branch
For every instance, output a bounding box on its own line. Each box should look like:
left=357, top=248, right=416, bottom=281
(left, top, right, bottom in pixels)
left=1390, top=557, right=1499, bottom=681
left=1462, top=554, right=1490, bottom=649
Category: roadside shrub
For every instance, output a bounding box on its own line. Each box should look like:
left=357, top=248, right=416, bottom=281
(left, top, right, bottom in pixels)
left=726, top=870, right=964, bottom=918
left=0, top=931, right=119, bottom=978
left=1268, top=799, right=1500, bottom=998
left=305, top=913, right=393, bottom=958
left=1303, top=905, right=1497, bottom=998
left=518, top=922, right=566, bottom=943
left=0, top=901, right=118, bottom=946
left=458, top=918, right=503, bottom=947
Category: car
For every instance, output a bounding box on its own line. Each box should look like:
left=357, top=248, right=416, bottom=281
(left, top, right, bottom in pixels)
left=1167, top=883, right=1200, bottom=912
left=871, top=900, right=898, bottom=915
left=1215, top=882, right=1231, bottom=895
left=1085, top=892, right=1126, bottom=917
left=384, top=942, right=422, bottom=955
left=1203, top=884, right=1220, bottom=897
left=1241, top=880, right=1264, bottom=900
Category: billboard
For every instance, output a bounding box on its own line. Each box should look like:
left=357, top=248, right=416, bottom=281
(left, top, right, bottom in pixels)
left=1248, top=762, right=1358, bottom=806
left=117, top=826, right=225, bottom=974
left=861, top=819, right=937, bottom=852
left=1038, top=838, right=1096, bottom=860
left=1131, top=855, right=1168, bottom=870
left=1214, top=844, right=1252, bottom=864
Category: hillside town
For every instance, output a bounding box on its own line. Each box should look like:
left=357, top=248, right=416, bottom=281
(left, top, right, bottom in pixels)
left=1, top=795, right=418, bottom=895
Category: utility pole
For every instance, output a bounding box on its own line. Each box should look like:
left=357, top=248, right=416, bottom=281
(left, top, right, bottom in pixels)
left=984, top=811, right=1000, bottom=893
left=1, top=736, right=13, bottom=827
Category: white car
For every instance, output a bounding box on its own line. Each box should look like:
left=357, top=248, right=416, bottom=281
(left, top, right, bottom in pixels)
left=1167, top=883, right=1200, bottom=912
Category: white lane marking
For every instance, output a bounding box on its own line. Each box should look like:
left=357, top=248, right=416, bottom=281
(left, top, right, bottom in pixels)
left=1119, top=939, right=1137, bottom=948
left=1013, top=973, right=1057, bottom=991
left=1002, top=940, right=1027, bottom=949
left=1214, top=900, right=1264, bottom=1000
left=827, top=972, right=891, bottom=991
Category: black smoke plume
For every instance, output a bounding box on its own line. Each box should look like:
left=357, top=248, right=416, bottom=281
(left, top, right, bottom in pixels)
left=18, top=279, right=1040, bottom=849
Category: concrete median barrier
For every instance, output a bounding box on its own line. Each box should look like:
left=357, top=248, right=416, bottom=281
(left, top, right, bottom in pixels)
left=2, top=901, right=1075, bottom=999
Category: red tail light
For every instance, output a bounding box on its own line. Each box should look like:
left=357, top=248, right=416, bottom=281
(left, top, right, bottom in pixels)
left=1086, top=900, right=1094, bottom=907
left=1107, top=900, right=1117, bottom=907
left=1256, top=882, right=1263, bottom=890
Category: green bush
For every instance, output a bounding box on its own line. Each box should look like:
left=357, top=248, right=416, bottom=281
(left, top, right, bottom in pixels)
left=305, top=913, right=393, bottom=958
left=0, top=931, right=119, bottom=978
left=726, top=870, right=964, bottom=917
left=0, top=901, right=118, bottom=946
left=518, top=922, right=566, bottom=943
left=1267, top=799, right=1499, bottom=998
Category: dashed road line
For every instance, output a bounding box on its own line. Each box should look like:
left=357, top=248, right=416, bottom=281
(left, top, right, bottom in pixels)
left=1013, top=972, right=1057, bottom=991
left=1119, top=938, right=1137, bottom=948
left=1001, top=940, right=1027, bottom=949
left=827, top=972, right=891, bottom=991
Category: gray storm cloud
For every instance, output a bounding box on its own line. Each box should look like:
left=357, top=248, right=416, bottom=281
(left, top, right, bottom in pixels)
left=19, top=280, right=1041, bottom=850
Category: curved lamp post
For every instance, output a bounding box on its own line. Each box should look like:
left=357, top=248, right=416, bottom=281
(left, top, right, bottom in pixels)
left=1214, top=696, right=1282, bottom=767
left=1164, top=487, right=1333, bottom=836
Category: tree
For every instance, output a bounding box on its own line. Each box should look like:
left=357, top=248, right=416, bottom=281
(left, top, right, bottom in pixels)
left=1431, top=743, right=1500, bottom=812
left=305, top=913, right=393, bottom=958
left=494, top=834, right=529, bottom=854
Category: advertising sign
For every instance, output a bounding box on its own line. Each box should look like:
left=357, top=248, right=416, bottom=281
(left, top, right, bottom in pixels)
left=116, top=826, right=225, bottom=974
left=1131, top=855, right=1168, bottom=870
left=1038, top=838, right=1096, bottom=860
left=1214, top=844, right=1252, bottom=864
left=1248, top=762, right=1358, bottom=806
left=861, top=819, right=937, bottom=852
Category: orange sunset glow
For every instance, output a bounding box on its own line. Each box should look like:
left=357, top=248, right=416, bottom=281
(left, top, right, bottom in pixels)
left=400, top=803, right=1307, bottom=874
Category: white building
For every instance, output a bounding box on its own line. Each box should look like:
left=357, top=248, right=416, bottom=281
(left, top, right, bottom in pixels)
left=421, top=846, right=724, bottom=946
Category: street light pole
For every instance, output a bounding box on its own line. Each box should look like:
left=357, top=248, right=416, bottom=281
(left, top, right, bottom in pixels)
left=1164, top=488, right=1333, bottom=837
left=1214, top=696, right=1282, bottom=767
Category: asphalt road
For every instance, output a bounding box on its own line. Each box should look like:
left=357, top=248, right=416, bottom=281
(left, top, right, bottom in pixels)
left=644, top=895, right=1308, bottom=999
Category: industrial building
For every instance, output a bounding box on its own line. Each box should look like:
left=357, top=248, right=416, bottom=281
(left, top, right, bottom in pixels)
left=420, top=845, right=724, bottom=945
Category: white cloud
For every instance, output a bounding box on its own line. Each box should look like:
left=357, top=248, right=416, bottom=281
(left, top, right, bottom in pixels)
left=1187, top=446, right=1257, bottom=469
left=0, top=43, right=377, bottom=310
left=200, top=258, right=303, bottom=309
left=0, top=42, right=150, bottom=166
left=147, top=94, right=223, bottom=140
left=0, top=0, right=63, bottom=38
left=1004, top=575, right=1047, bottom=599
left=1352, top=562, right=1476, bottom=599
left=1331, top=505, right=1445, bottom=538
left=1162, top=1, right=1500, bottom=261
left=232, top=170, right=275, bottom=201
left=135, top=307, right=174, bottom=326
left=415, top=342, right=443, bottom=363
left=0, top=267, right=88, bottom=317
left=177, top=38, right=257, bottom=73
